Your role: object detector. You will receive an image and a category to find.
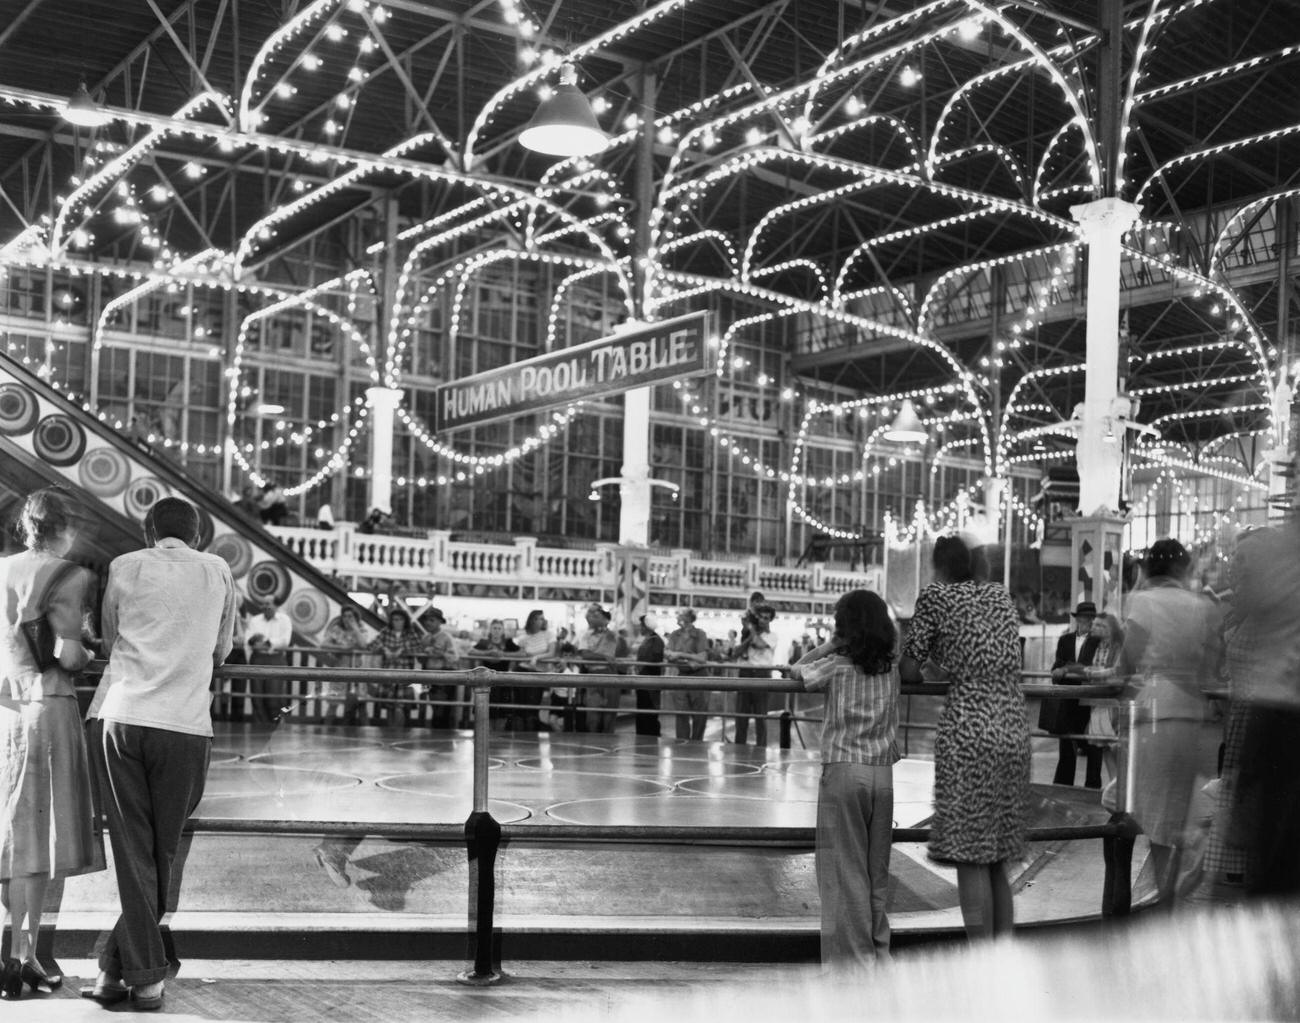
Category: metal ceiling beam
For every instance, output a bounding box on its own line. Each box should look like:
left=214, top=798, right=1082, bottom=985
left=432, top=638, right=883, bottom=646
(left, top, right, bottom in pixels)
left=0, top=0, right=48, bottom=52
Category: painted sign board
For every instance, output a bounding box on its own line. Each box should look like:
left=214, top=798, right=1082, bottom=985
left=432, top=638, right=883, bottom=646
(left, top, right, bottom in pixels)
left=432, top=311, right=712, bottom=431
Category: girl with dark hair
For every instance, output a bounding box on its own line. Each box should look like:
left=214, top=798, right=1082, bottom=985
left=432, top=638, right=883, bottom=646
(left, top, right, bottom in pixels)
left=1122, top=537, right=1222, bottom=906
left=0, top=488, right=101, bottom=996
left=899, top=533, right=1030, bottom=940
left=791, top=589, right=900, bottom=967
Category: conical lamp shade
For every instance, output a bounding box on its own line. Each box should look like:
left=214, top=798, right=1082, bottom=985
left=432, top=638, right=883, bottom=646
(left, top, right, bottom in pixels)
left=62, top=82, right=109, bottom=128
left=883, top=398, right=929, bottom=445
left=520, top=80, right=608, bottom=158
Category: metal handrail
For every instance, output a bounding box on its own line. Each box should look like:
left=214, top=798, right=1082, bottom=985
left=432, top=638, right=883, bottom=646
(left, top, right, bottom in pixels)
left=79, top=659, right=1143, bottom=980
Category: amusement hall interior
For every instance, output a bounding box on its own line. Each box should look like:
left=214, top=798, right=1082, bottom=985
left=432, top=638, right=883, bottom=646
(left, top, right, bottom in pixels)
left=2, top=2, right=1300, bottom=1015
left=2, top=0, right=1299, bottom=626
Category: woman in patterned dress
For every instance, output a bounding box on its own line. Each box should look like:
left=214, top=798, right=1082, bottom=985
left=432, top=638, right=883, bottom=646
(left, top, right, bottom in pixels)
left=0, top=488, right=102, bottom=995
left=899, top=535, right=1030, bottom=939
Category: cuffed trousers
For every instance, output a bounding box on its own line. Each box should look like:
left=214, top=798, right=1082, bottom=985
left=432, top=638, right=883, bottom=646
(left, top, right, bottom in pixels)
left=98, top=721, right=211, bottom=986
left=816, top=762, right=893, bottom=969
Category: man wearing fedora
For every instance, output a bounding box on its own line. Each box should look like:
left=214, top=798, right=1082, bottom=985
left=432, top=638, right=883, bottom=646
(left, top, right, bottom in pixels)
left=1046, top=600, right=1104, bottom=787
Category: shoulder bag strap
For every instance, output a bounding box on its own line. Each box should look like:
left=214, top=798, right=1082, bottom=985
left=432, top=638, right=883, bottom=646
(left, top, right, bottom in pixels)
left=35, top=559, right=80, bottom=618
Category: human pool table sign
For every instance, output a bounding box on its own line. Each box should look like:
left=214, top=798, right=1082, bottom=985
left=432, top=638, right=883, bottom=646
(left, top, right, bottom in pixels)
left=433, top=311, right=712, bottom=431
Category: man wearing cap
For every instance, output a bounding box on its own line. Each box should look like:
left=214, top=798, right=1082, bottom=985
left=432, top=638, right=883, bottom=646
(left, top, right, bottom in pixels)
left=573, top=604, right=628, bottom=732
left=665, top=608, right=713, bottom=740
left=420, top=606, right=459, bottom=729
left=1046, top=600, right=1103, bottom=787
left=633, top=613, right=666, bottom=736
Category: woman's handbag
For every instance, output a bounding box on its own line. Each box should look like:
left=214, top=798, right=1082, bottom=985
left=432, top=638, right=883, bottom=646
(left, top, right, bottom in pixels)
left=19, top=561, right=78, bottom=672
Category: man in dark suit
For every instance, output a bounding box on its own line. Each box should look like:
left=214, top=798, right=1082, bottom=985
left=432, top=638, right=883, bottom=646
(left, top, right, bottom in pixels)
left=1047, top=600, right=1104, bottom=787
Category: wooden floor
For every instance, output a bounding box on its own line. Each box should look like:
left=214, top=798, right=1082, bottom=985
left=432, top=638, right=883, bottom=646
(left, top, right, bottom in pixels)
left=11, top=702, right=1267, bottom=1020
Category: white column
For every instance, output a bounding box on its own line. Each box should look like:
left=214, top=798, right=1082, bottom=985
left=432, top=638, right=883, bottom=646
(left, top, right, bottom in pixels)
left=618, top=385, right=652, bottom=546
left=1070, top=198, right=1139, bottom=515
left=365, top=385, right=403, bottom=515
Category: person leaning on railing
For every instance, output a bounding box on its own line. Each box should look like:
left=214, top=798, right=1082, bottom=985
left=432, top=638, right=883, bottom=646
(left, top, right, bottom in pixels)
left=790, top=589, right=900, bottom=969
left=513, top=610, right=557, bottom=732
left=319, top=607, right=373, bottom=725
left=365, top=607, right=424, bottom=728
left=467, top=619, right=520, bottom=731
left=569, top=603, right=629, bottom=733
left=418, top=607, right=459, bottom=729
left=664, top=608, right=712, bottom=741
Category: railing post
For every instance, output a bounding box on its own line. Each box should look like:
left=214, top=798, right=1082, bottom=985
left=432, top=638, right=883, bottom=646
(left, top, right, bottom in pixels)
left=1102, top=698, right=1139, bottom=917
left=779, top=706, right=792, bottom=750
left=458, top=679, right=503, bottom=985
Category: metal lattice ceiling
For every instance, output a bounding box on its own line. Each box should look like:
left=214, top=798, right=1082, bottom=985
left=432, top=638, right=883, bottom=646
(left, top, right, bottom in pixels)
left=0, top=0, right=1298, bottom=488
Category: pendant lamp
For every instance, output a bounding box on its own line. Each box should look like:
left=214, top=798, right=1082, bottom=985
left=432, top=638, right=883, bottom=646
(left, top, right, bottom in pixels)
left=62, top=81, right=110, bottom=128
left=519, top=65, right=608, bottom=158
left=883, top=398, right=929, bottom=445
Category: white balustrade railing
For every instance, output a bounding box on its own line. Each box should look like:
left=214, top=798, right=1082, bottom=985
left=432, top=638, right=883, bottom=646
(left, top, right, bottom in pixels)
left=266, top=523, right=881, bottom=604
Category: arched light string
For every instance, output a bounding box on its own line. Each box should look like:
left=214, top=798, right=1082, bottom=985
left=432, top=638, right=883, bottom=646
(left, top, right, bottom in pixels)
left=1128, top=463, right=1268, bottom=553
left=391, top=249, right=630, bottom=391
left=1125, top=249, right=1275, bottom=442
left=787, top=391, right=977, bottom=538
left=809, top=114, right=922, bottom=166
left=655, top=273, right=983, bottom=437
left=525, top=160, right=632, bottom=250
left=931, top=144, right=1029, bottom=199
left=837, top=284, right=916, bottom=326
left=395, top=403, right=580, bottom=479
left=750, top=259, right=830, bottom=301
left=51, top=91, right=231, bottom=257
left=1033, top=120, right=1093, bottom=206
left=1209, top=188, right=1300, bottom=277
left=1132, top=123, right=1300, bottom=212
left=93, top=248, right=227, bottom=349
left=924, top=3, right=1102, bottom=190
left=1135, top=42, right=1300, bottom=105
left=225, top=286, right=379, bottom=491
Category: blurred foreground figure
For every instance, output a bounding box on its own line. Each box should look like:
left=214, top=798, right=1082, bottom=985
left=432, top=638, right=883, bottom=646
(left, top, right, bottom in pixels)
left=1219, top=524, right=1300, bottom=897
left=561, top=901, right=1300, bottom=1023
left=1121, top=538, right=1222, bottom=908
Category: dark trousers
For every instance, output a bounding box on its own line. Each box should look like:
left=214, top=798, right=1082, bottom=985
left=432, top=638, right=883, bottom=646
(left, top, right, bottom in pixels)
left=98, top=721, right=211, bottom=986
left=634, top=686, right=661, bottom=736
left=1053, top=738, right=1104, bottom=789
left=248, top=650, right=288, bottom=723
left=734, top=668, right=770, bottom=746
left=1240, top=704, right=1300, bottom=897
left=220, top=648, right=248, bottom=722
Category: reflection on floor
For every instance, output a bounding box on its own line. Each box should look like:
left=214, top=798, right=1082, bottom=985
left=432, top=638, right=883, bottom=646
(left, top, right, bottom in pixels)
left=56, top=720, right=1128, bottom=949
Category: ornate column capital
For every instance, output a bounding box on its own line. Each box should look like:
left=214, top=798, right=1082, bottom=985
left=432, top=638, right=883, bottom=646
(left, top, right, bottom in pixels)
left=1069, top=197, right=1141, bottom=243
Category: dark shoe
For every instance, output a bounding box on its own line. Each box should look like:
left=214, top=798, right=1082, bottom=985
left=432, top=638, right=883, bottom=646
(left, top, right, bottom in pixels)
left=0, top=959, right=21, bottom=999
left=80, top=975, right=129, bottom=1004
left=130, top=981, right=165, bottom=1011
left=21, top=961, right=61, bottom=993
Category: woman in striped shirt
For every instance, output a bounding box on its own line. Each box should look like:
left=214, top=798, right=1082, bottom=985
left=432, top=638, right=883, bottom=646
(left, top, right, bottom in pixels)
left=791, top=589, right=900, bottom=969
